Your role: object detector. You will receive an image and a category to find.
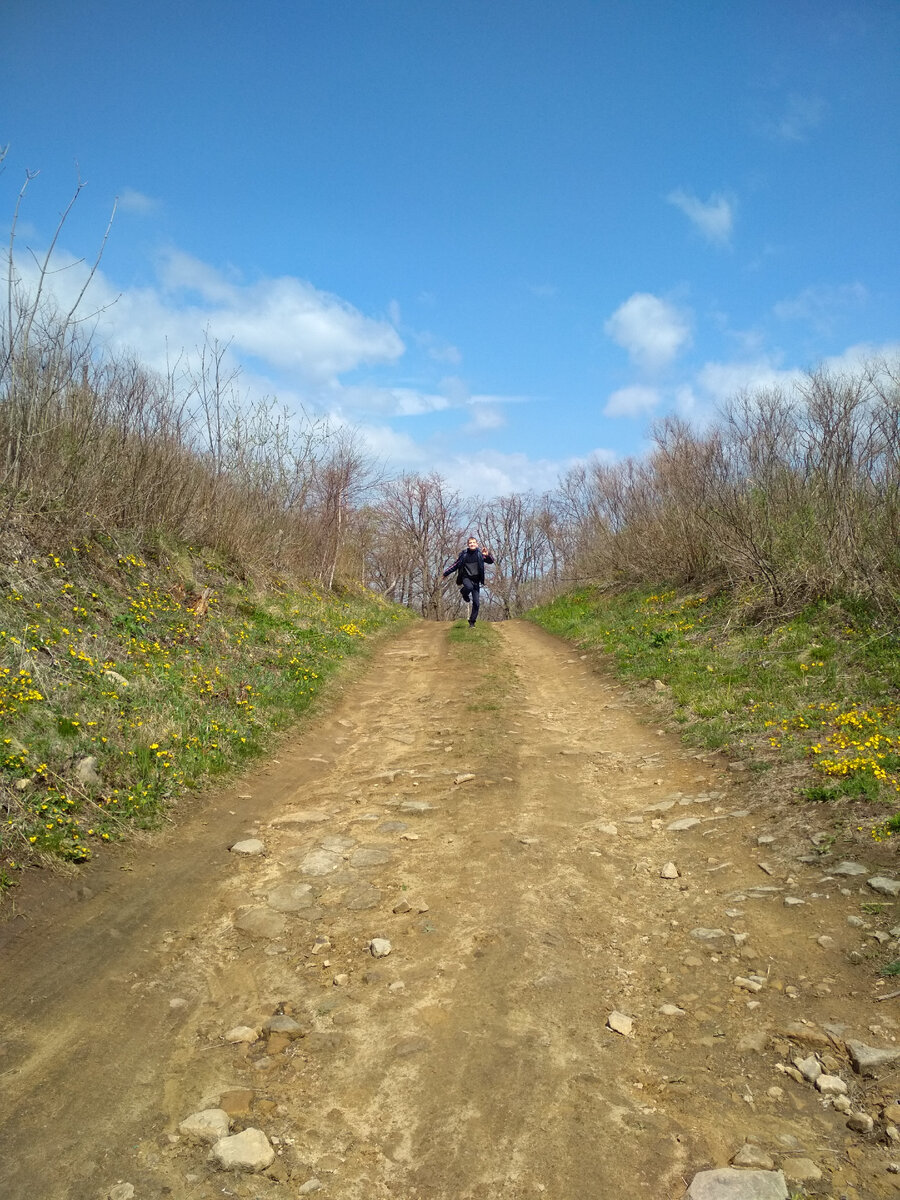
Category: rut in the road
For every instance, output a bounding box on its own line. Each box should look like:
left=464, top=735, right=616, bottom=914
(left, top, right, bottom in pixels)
left=2, top=620, right=899, bottom=1200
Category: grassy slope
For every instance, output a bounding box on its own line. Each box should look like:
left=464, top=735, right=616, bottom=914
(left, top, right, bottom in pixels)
left=1, top=534, right=414, bottom=884
left=527, top=587, right=900, bottom=841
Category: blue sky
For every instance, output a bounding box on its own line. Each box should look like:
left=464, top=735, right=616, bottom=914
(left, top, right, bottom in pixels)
left=3, top=0, right=899, bottom=496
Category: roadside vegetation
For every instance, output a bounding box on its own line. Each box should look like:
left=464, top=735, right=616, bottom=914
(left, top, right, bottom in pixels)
left=528, top=587, right=900, bottom=841
left=0, top=536, right=412, bottom=881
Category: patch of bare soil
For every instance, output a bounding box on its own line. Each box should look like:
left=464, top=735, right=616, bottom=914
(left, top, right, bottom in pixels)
left=3, top=621, right=900, bottom=1200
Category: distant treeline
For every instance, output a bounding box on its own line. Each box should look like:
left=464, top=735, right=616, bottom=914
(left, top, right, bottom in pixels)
left=561, top=360, right=900, bottom=616
left=2, top=183, right=897, bottom=618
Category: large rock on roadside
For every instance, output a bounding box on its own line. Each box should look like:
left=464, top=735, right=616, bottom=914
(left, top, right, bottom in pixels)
left=233, top=908, right=286, bottom=940
left=684, top=1167, right=787, bottom=1199
left=179, top=1108, right=231, bottom=1144
left=75, top=756, right=103, bottom=788
left=230, top=839, right=266, bottom=856
left=209, top=1127, right=275, bottom=1172
left=868, top=876, right=900, bottom=896
left=847, top=1039, right=900, bottom=1075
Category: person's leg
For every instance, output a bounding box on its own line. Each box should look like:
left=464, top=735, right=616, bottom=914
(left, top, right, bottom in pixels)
left=469, top=585, right=480, bottom=625
left=460, top=579, right=474, bottom=622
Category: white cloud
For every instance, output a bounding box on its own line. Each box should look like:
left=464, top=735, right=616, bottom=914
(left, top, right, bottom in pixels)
left=353, top=422, right=432, bottom=468
left=820, top=341, right=900, bottom=375
left=441, top=450, right=569, bottom=498
left=463, top=404, right=506, bottom=433
left=667, top=188, right=735, bottom=246
left=775, top=93, right=826, bottom=142
left=773, top=282, right=867, bottom=333
left=694, top=358, right=800, bottom=406
left=118, top=188, right=160, bottom=215
left=603, top=385, right=660, bottom=418
left=604, top=293, right=692, bottom=372
left=334, top=383, right=451, bottom=418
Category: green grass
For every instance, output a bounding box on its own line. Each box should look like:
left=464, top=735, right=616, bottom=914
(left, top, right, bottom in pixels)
left=526, top=586, right=900, bottom=836
left=1, top=536, right=414, bottom=873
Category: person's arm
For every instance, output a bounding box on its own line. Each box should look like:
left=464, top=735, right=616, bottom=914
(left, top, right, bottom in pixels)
left=481, top=547, right=495, bottom=565
left=443, top=554, right=461, bottom=579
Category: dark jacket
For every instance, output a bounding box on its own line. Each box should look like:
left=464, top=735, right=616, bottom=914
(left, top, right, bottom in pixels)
left=443, top=548, right=495, bottom=586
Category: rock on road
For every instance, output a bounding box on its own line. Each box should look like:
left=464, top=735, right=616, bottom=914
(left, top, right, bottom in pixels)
left=2, top=620, right=900, bottom=1199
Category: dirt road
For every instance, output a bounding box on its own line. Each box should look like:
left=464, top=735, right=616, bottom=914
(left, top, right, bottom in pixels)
left=3, top=620, right=900, bottom=1199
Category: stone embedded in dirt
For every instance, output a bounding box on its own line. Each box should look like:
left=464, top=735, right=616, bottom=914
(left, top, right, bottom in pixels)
left=781, top=1157, right=822, bottom=1183
left=269, top=809, right=330, bottom=827
left=794, top=1055, right=822, bottom=1082
left=400, top=800, right=434, bottom=813
left=455, top=773, right=476, bottom=784
left=350, top=847, right=392, bottom=868
left=816, top=934, right=835, bottom=948
left=847, top=1111, right=874, bottom=1133
left=660, top=862, right=679, bottom=879
left=658, top=1004, right=686, bottom=1017
left=393, top=898, right=412, bottom=913
left=690, top=927, right=727, bottom=943
left=868, top=876, right=900, bottom=897
left=209, top=1127, right=275, bottom=1172
left=731, top=1145, right=775, bottom=1170
left=107, top=1186, right=136, bottom=1200
left=266, top=883, right=316, bottom=912
left=179, top=1108, right=231, bottom=1144
left=832, top=861, right=869, bottom=876
left=595, top=823, right=618, bottom=836
left=783, top=897, right=805, bottom=906
left=233, top=908, right=287, bottom=940
left=606, top=1011, right=634, bottom=1036
left=757, top=835, right=775, bottom=845
left=298, top=1179, right=324, bottom=1194
left=321, top=835, right=356, bottom=852
left=345, top=884, right=382, bottom=910
left=75, top=756, right=103, bottom=788
left=225, top=1025, right=259, bottom=1044
left=776, top=1021, right=831, bottom=1048
left=298, top=849, right=342, bottom=875
left=643, top=800, right=676, bottom=813
left=734, top=977, right=763, bottom=993
left=832, top=1094, right=852, bottom=1113
left=230, top=839, right=265, bottom=856
left=378, top=820, right=408, bottom=833
left=815, top=1074, right=847, bottom=1095
left=847, top=1040, right=900, bottom=1075
left=263, top=1014, right=305, bottom=1038
left=369, top=937, right=392, bottom=957
left=683, top=1167, right=788, bottom=1199
left=333, top=973, right=349, bottom=986
left=667, top=817, right=702, bottom=832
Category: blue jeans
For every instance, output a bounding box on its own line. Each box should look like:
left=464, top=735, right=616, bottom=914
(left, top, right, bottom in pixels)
left=460, top=578, right=481, bottom=624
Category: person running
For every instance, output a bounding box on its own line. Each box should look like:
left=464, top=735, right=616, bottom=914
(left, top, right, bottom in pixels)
left=443, top=537, right=495, bottom=626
